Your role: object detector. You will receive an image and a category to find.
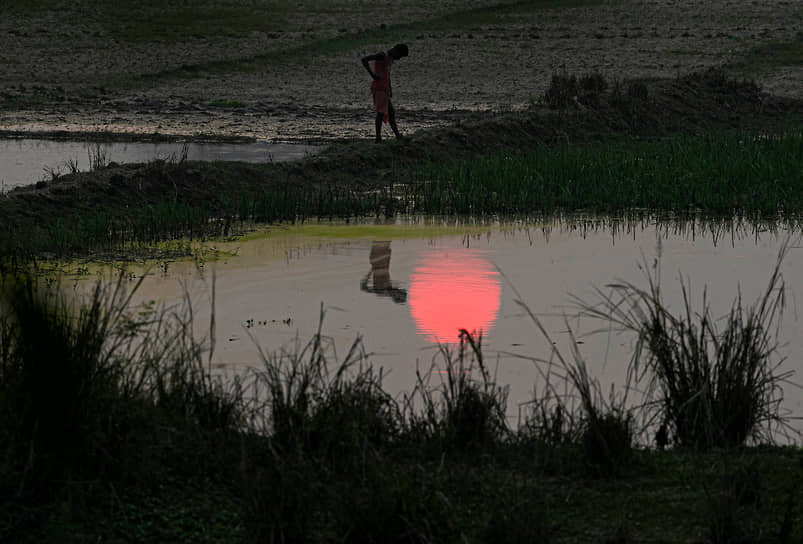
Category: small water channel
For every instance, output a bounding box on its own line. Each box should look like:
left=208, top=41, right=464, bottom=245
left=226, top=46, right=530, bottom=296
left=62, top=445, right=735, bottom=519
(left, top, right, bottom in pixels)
left=0, top=138, right=319, bottom=189
left=73, top=216, right=803, bottom=435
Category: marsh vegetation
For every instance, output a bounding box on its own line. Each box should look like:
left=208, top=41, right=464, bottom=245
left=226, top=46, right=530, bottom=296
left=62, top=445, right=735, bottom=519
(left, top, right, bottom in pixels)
left=2, top=119, right=802, bottom=259
left=405, top=128, right=803, bottom=215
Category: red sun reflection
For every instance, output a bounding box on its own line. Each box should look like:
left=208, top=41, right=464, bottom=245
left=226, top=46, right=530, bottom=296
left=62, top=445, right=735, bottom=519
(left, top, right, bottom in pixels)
left=408, top=251, right=501, bottom=344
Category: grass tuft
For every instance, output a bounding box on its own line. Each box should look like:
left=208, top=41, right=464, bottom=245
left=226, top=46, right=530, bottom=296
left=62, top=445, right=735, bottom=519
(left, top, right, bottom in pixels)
left=545, top=70, right=608, bottom=109
left=574, top=241, right=794, bottom=450
left=249, top=306, right=401, bottom=463
left=409, top=330, right=510, bottom=453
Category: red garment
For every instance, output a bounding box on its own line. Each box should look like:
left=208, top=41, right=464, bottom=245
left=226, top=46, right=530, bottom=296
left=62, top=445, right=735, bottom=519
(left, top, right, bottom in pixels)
left=370, top=52, right=392, bottom=92
left=371, top=53, right=392, bottom=123
left=373, top=89, right=390, bottom=123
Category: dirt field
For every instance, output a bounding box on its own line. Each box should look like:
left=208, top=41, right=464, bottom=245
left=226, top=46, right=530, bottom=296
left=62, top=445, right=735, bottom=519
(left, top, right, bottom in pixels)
left=1, top=0, right=801, bottom=143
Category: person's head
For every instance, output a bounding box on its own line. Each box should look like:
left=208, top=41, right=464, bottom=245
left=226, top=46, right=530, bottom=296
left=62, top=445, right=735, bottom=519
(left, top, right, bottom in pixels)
left=389, top=43, right=408, bottom=60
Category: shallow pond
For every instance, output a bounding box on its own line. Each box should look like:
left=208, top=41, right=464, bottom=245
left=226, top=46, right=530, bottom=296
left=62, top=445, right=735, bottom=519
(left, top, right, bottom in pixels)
left=0, top=138, right=319, bottom=189
left=74, top=217, right=803, bottom=436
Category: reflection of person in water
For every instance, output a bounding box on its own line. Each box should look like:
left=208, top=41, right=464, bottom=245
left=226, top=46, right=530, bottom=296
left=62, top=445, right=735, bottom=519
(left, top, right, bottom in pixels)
left=360, top=240, right=408, bottom=303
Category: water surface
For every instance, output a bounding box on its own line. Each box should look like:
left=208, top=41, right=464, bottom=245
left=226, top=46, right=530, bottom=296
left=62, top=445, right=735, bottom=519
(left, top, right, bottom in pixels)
left=0, top=138, right=319, bottom=189
left=88, top=217, right=802, bottom=431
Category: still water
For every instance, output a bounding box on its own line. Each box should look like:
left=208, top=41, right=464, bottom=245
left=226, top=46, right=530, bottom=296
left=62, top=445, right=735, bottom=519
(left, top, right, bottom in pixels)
left=0, top=138, right=319, bottom=189
left=100, top=217, right=803, bottom=430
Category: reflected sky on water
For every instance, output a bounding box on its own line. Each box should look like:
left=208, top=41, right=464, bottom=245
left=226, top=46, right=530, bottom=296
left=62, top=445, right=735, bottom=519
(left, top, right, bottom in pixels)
left=76, top=216, right=803, bottom=433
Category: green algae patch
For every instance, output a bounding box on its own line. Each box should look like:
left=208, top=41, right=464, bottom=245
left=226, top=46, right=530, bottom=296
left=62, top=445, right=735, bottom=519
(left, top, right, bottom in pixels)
left=16, top=239, right=240, bottom=281
left=235, top=221, right=505, bottom=243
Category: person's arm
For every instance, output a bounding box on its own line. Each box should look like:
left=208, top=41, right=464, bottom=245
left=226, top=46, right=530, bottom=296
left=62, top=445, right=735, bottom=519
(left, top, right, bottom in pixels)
left=361, top=53, right=383, bottom=80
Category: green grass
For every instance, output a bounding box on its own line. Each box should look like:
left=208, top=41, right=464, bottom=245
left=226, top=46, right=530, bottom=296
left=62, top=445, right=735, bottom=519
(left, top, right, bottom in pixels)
left=1, top=0, right=294, bottom=40
left=402, top=128, right=803, bottom=215
left=0, top=177, right=403, bottom=257
left=731, top=31, right=803, bottom=75
left=2, top=0, right=600, bottom=48
left=102, top=2, right=288, bottom=42
left=104, top=0, right=603, bottom=80
left=209, top=98, right=246, bottom=108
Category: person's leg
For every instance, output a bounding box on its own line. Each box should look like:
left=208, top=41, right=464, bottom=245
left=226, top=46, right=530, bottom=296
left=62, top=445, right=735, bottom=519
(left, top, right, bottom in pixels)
left=373, top=89, right=389, bottom=142
left=388, top=101, right=402, bottom=139
left=375, top=112, right=383, bottom=142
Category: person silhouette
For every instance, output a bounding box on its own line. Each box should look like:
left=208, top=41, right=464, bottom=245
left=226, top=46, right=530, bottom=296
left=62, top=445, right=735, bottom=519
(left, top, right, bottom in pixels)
left=360, top=240, right=407, bottom=303
left=361, top=44, right=409, bottom=142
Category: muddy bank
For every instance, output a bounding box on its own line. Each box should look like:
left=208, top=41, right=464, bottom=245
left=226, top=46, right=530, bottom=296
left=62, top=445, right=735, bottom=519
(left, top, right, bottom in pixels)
left=1, top=70, right=801, bottom=255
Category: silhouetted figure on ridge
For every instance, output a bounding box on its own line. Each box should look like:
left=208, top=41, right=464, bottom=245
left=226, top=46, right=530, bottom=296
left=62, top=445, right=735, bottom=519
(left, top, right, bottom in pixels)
left=361, top=44, right=409, bottom=142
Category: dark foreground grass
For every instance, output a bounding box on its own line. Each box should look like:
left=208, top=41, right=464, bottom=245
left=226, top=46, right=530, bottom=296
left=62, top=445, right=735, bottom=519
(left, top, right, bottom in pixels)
left=1, top=250, right=801, bottom=542
left=0, top=273, right=247, bottom=541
